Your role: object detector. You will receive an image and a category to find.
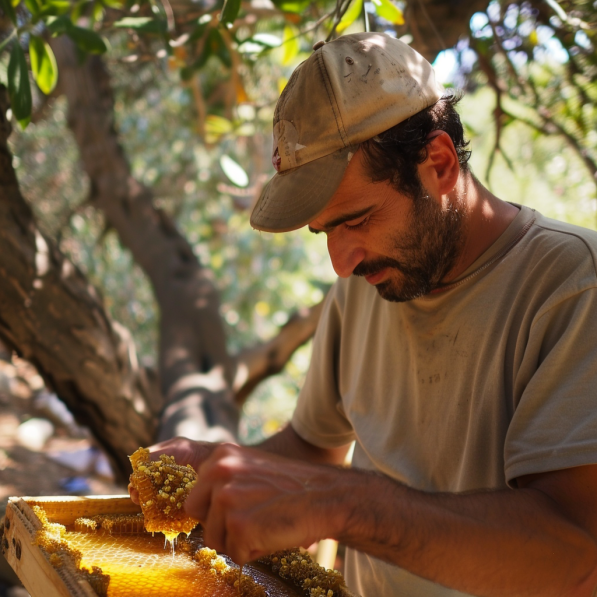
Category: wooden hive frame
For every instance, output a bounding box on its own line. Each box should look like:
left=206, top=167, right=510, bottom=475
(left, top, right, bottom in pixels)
left=2, top=495, right=361, bottom=597
left=2, top=495, right=141, bottom=597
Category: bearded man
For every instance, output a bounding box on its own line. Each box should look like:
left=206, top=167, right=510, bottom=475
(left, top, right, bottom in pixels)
left=132, top=33, right=597, bottom=596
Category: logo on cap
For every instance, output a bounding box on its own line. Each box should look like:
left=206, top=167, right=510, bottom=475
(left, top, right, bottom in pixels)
left=272, top=147, right=281, bottom=172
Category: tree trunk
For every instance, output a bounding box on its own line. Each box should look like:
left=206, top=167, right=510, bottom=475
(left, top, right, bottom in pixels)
left=0, top=85, right=160, bottom=481
left=50, top=37, right=240, bottom=445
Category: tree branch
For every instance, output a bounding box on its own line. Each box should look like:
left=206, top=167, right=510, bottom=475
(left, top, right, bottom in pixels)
left=233, top=300, right=324, bottom=404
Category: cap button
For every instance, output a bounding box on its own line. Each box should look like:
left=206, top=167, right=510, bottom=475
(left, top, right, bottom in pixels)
left=312, top=40, right=326, bottom=51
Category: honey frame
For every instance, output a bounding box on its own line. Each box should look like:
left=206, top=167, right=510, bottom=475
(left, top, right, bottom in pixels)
left=2, top=495, right=361, bottom=597
left=2, top=495, right=141, bottom=597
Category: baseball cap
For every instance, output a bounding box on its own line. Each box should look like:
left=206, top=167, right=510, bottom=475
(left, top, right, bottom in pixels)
left=250, top=32, right=444, bottom=233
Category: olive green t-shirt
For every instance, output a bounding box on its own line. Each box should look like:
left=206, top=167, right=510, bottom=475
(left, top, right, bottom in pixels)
left=291, top=205, right=597, bottom=597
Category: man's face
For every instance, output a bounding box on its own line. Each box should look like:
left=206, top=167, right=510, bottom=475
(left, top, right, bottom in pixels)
left=308, top=149, right=466, bottom=302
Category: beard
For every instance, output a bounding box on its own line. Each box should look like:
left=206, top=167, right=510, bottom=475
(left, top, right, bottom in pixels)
left=353, top=189, right=466, bottom=302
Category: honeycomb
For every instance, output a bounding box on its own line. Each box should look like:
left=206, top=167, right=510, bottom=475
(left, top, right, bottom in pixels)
left=260, top=549, right=346, bottom=597
left=66, top=531, right=244, bottom=597
left=129, top=447, right=199, bottom=542
left=91, top=514, right=146, bottom=535
left=31, top=506, right=289, bottom=597
left=29, top=497, right=355, bottom=597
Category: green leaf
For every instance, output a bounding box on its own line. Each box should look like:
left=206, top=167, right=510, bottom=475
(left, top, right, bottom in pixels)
left=371, top=0, right=404, bottom=25
left=205, top=114, right=233, bottom=135
left=66, top=25, right=107, bottom=53
left=38, top=0, right=71, bottom=16
left=7, top=42, right=32, bottom=128
left=220, top=155, right=248, bottom=187
left=101, top=0, right=124, bottom=8
left=46, top=14, right=72, bottom=35
left=0, top=0, right=17, bottom=24
left=271, top=0, right=309, bottom=13
left=91, top=1, right=104, bottom=23
left=207, top=27, right=230, bottom=68
left=187, top=21, right=208, bottom=43
left=337, top=0, right=363, bottom=33
left=24, top=0, right=40, bottom=17
left=219, top=0, right=240, bottom=26
left=282, top=24, right=299, bottom=65
left=29, top=34, right=58, bottom=94
left=114, top=16, right=167, bottom=33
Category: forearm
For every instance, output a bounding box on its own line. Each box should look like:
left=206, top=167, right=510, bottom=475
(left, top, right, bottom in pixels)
left=257, top=423, right=350, bottom=466
left=331, top=469, right=597, bottom=597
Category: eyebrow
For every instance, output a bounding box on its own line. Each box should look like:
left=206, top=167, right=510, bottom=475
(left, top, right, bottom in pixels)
left=308, top=206, right=375, bottom=234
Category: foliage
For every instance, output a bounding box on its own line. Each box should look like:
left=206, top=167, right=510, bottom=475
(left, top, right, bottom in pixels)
left=449, top=0, right=596, bottom=191
left=3, top=0, right=597, bottom=445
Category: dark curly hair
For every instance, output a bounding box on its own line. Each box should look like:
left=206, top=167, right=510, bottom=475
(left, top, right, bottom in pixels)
left=360, top=92, right=471, bottom=200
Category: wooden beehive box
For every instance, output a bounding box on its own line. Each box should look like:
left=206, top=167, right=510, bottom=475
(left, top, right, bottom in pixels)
left=2, top=495, right=359, bottom=597
left=3, top=495, right=142, bottom=597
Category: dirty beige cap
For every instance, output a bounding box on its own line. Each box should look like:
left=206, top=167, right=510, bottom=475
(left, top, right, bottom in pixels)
left=250, top=32, right=444, bottom=233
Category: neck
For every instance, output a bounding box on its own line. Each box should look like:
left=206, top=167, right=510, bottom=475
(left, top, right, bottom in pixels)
left=442, top=173, right=519, bottom=284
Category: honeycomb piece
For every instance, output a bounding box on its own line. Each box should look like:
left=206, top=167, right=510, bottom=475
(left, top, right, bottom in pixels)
left=79, top=565, right=110, bottom=597
left=75, top=518, right=98, bottom=533
left=193, top=547, right=266, bottom=597
left=32, top=505, right=109, bottom=596
left=93, top=514, right=145, bottom=534
left=260, top=549, right=347, bottom=597
left=129, top=447, right=199, bottom=541
left=66, top=531, right=242, bottom=597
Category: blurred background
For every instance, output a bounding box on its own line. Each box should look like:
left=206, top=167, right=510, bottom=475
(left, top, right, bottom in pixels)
left=0, top=0, right=595, bottom=593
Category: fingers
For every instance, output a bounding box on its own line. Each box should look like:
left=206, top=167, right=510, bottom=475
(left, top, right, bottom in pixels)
left=201, top=486, right=227, bottom=555
left=128, top=484, right=140, bottom=505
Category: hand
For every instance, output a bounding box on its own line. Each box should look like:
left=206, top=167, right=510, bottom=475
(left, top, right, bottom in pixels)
left=184, top=443, right=344, bottom=565
left=128, top=437, right=229, bottom=504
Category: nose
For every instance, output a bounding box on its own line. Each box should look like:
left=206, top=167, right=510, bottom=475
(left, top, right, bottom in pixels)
left=327, top=234, right=365, bottom=278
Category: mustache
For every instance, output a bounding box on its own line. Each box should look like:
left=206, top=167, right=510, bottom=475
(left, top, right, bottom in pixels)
left=353, top=258, right=405, bottom=277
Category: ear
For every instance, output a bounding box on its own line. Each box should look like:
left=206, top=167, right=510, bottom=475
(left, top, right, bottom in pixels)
left=417, top=132, right=460, bottom=196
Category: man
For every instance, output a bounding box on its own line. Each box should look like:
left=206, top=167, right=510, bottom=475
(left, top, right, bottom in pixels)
left=133, top=33, right=597, bottom=595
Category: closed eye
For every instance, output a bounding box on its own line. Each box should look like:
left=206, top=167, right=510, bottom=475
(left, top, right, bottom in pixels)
left=345, top=216, right=370, bottom=231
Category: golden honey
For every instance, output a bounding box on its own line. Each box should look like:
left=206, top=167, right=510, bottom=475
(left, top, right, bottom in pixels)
left=128, top=448, right=199, bottom=540
left=28, top=503, right=353, bottom=597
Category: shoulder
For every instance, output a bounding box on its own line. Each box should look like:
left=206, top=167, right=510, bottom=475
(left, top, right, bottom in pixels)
left=520, top=211, right=597, bottom=290
left=531, top=213, right=597, bottom=271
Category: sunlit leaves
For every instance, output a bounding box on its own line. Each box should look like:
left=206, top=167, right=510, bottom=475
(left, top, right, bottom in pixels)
left=270, top=0, right=310, bottom=14
left=220, top=155, right=249, bottom=187
left=337, top=0, right=363, bottom=33
left=370, top=0, right=404, bottom=25
left=114, top=17, right=167, bottom=34
left=205, top=114, right=234, bottom=141
left=29, top=35, right=58, bottom=94
left=8, top=43, right=31, bottom=128
left=282, top=24, right=300, bottom=65
left=251, top=33, right=282, bottom=48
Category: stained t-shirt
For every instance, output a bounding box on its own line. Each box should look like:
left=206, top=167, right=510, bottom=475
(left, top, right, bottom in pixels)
left=291, top=205, right=597, bottom=596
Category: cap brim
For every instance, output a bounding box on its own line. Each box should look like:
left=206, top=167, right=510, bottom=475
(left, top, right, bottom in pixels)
left=250, top=146, right=356, bottom=233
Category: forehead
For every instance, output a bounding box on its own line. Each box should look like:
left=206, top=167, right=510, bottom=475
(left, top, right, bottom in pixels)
left=310, top=149, right=375, bottom=224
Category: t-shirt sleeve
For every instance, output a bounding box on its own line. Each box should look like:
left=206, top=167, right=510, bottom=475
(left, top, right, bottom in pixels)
left=505, top=286, right=597, bottom=485
left=291, top=281, right=356, bottom=449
